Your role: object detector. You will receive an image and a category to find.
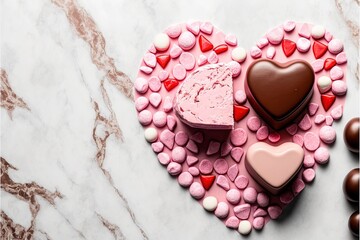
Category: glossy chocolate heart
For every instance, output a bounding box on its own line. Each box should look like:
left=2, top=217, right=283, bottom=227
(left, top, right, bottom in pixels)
left=245, top=59, right=314, bottom=130
left=245, top=142, right=304, bottom=195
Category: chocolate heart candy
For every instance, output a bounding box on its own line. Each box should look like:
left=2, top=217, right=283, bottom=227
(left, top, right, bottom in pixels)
left=245, top=142, right=304, bottom=195
left=245, top=59, right=315, bottom=130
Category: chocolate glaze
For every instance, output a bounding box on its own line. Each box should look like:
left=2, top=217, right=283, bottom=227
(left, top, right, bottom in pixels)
left=245, top=59, right=314, bottom=130
left=349, top=210, right=359, bottom=237
left=343, top=168, right=359, bottom=202
left=344, top=117, right=360, bottom=153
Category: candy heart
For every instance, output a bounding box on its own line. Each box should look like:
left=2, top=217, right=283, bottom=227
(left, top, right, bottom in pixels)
left=174, top=64, right=234, bottom=129
left=324, top=58, right=336, bottom=71
left=313, top=41, right=328, bottom=59
left=200, top=175, right=215, bottom=190
left=157, top=55, right=171, bottom=69
left=214, top=44, right=228, bottom=54
left=282, top=39, right=296, bottom=57
left=199, top=35, right=213, bottom=52
left=163, top=79, right=179, bottom=91
left=321, top=94, right=336, bottom=111
left=245, top=59, right=314, bottom=129
left=233, top=105, right=249, bottom=122
left=245, top=142, right=304, bottom=195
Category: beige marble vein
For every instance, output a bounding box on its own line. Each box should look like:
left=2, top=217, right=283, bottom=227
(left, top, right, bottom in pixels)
left=97, top=213, right=126, bottom=240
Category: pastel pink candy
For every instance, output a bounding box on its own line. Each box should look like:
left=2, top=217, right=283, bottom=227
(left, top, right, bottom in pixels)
left=189, top=182, right=205, bottom=199
left=315, top=114, right=325, bottom=124
left=227, top=61, right=241, bottom=78
left=243, top=187, right=257, bottom=203
left=140, top=66, right=153, bottom=74
left=230, top=128, right=247, bottom=146
left=286, top=124, right=298, bottom=136
left=266, top=27, right=284, bottom=44
left=214, top=202, right=229, bottom=219
left=298, top=114, right=312, bottom=131
left=159, top=129, right=175, bottom=149
left=266, top=47, right=276, bottom=59
left=253, top=217, right=265, bottom=230
left=303, top=168, right=316, bottom=183
left=207, top=51, right=219, bottom=64
left=186, top=21, right=200, bottom=35
left=230, top=147, right=244, bottom=163
left=220, top=142, right=232, bottom=157
left=256, top=126, right=269, bottom=141
left=170, top=44, right=183, bottom=59
left=148, top=76, right=161, bottom=92
left=174, top=64, right=233, bottom=129
left=188, top=166, right=199, bottom=176
left=256, top=37, right=269, bottom=49
left=331, top=105, right=343, bottom=120
left=186, top=139, right=198, bottom=153
left=149, top=93, right=162, bottom=107
left=332, top=81, right=347, bottom=96
left=167, top=162, right=182, bottom=176
left=172, top=146, right=187, bottom=163
left=280, top=191, right=294, bottom=204
left=227, top=164, right=239, bottom=182
left=293, top=134, right=304, bottom=147
left=303, top=155, right=315, bottom=168
left=179, top=52, right=196, bottom=70
left=148, top=44, right=156, bottom=54
left=330, top=66, right=344, bottom=80
left=172, top=64, right=186, bottom=80
left=308, top=103, right=319, bottom=116
left=153, top=111, right=167, bottom=127
left=143, top=52, right=157, bottom=67
left=225, top=216, right=240, bottom=229
left=234, top=175, right=249, bottom=189
left=214, top=158, right=229, bottom=174
left=177, top=171, right=193, bottom=187
left=175, top=131, right=189, bottom=146
left=166, top=24, right=182, bottom=38
left=197, top=55, right=207, bottom=67
left=247, top=116, right=261, bottom=132
left=296, top=37, right=311, bottom=52
left=234, top=204, right=251, bottom=219
left=324, top=31, right=333, bottom=42
left=234, top=89, right=247, bottom=104
left=199, top=159, right=213, bottom=174
left=283, top=20, right=296, bottom=32
left=186, top=155, right=198, bottom=166
left=298, top=23, right=311, bottom=38
left=151, top=142, right=164, bottom=153
left=207, top=141, right=220, bottom=155
left=326, top=116, right=334, bottom=126
left=158, top=70, right=169, bottom=81
left=226, top=189, right=241, bottom=205
left=138, top=110, right=152, bottom=125
left=135, top=96, right=149, bottom=112
left=163, top=96, right=173, bottom=112
left=166, top=115, right=177, bottom=131
left=268, top=205, right=282, bottom=219
left=178, top=31, right=196, bottom=50
left=314, top=147, right=330, bottom=164
left=303, top=132, right=320, bottom=151
left=336, top=52, right=347, bottom=64
left=311, top=59, right=325, bottom=73
left=157, top=152, right=170, bottom=165
left=225, top=33, right=237, bottom=46
left=328, top=38, right=343, bottom=54
left=216, top=175, right=230, bottom=190
left=250, top=46, right=262, bottom=59
left=292, top=178, right=306, bottom=196
left=319, top=125, right=336, bottom=144
left=190, top=132, right=204, bottom=143
left=257, top=192, right=270, bottom=207
left=200, top=22, right=213, bottom=34
left=134, top=77, right=148, bottom=93
left=268, top=132, right=281, bottom=143
left=253, top=208, right=267, bottom=217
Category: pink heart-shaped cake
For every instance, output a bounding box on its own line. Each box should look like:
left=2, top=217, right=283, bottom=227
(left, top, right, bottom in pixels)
left=134, top=20, right=348, bottom=235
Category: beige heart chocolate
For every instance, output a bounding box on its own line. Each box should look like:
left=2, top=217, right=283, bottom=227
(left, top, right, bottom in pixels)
left=245, top=142, right=304, bottom=195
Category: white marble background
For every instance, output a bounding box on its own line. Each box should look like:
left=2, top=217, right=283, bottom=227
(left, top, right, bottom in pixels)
left=1, top=0, right=359, bottom=239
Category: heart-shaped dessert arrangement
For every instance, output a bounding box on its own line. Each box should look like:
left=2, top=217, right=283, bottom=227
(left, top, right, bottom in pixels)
left=134, top=21, right=347, bottom=235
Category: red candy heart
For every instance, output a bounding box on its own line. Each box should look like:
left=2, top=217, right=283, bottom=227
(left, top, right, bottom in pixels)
left=313, top=41, right=328, bottom=59
left=282, top=39, right=296, bottom=57
left=324, top=58, right=336, bottom=71
left=157, top=55, right=171, bottom=69
left=199, top=35, right=213, bottom=52
left=200, top=175, right=215, bottom=190
left=233, top=105, right=250, bottom=122
left=164, top=79, right=179, bottom=91
left=214, top=44, right=228, bottom=54
left=321, top=94, right=336, bottom=111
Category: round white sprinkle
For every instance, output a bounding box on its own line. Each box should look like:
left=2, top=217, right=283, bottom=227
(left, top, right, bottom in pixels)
left=311, top=25, right=325, bottom=39
left=153, top=33, right=170, bottom=51
left=144, top=128, right=158, bottom=142
left=202, top=196, right=218, bottom=211
left=238, top=220, right=252, bottom=235
left=231, top=47, right=247, bottom=62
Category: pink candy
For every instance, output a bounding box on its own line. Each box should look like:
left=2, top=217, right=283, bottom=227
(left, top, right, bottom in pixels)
left=308, top=103, right=319, bottom=116
left=140, top=66, right=153, bottom=74
left=199, top=159, right=213, bottom=174
left=247, top=116, right=261, bottom=132
left=268, top=132, right=281, bottom=143
left=319, top=125, right=336, bottom=144
left=266, top=47, right=276, bottom=59
left=188, top=166, right=199, bottom=176
left=148, top=76, right=162, bottom=92
left=143, top=52, right=157, bottom=67
left=215, top=202, right=229, bottom=219
left=166, top=115, right=177, bottom=131
left=230, top=147, right=244, bottom=163
left=326, top=116, right=334, bottom=126
left=234, top=90, right=247, bottom=104
left=207, top=141, right=220, bottom=155
left=332, top=80, right=347, bottom=96
left=179, top=52, right=196, bottom=70
left=166, top=24, right=182, bottom=38
left=197, top=55, right=207, bottom=66
left=286, top=124, right=298, bottom=136
left=303, top=168, right=316, bottom=183
left=172, top=64, right=187, bottom=80
left=336, top=52, right=347, bottom=64
left=328, top=38, right=343, bottom=54
left=186, top=155, right=198, bottom=166
left=292, top=178, right=306, bottom=196
left=138, top=110, right=152, bottom=125
left=216, top=175, right=230, bottom=190
left=170, top=44, right=183, bottom=59
left=225, top=33, right=237, bottom=46
left=226, top=189, right=241, bottom=205
left=298, top=114, right=312, bottom=131
left=163, top=96, right=173, bottom=112
left=167, top=162, right=182, bottom=176
left=149, top=93, right=162, bottom=107
left=303, top=155, right=315, bottom=168
left=153, top=111, right=167, bottom=127
left=280, top=191, right=294, bottom=204
left=253, top=208, right=267, bottom=217
left=296, top=37, right=311, bottom=52
left=257, top=192, right=270, bottom=207
left=315, top=114, right=326, bottom=124
left=225, top=216, right=240, bottom=229
left=253, top=217, right=265, bottom=230
left=299, top=23, right=311, bottom=39
left=227, top=164, right=239, bottom=182
left=159, top=129, right=175, bottom=149
left=171, top=146, right=187, bottom=163
left=134, top=77, right=148, bottom=93
left=227, top=61, right=241, bottom=78
left=303, top=132, right=320, bottom=151
left=157, top=152, right=170, bottom=165
left=256, top=126, right=269, bottom=141
left=331, top=105, right=343, bottom=120
left=311, top=59, right=325, bottom=73
left=243, top=187, right=257, bottom=203
left=314, top=147, right=330, bottom=164
left=230, top=128, right=247, bottom=146
left=178, top=31, right=196, bottom=50
left=186, top=140, right=198, bottom=153
left=207, top=51, right=219, bottom=64
left=158, top=70, right=169, bottom=81
left=200, top=22, right=213, bottom=35
left=234, top=175, right=249, bottom=190
left=175, top=131, right=189, bottom=146
left=178, top=171, right=193, bottom=187
left=256, top=37, right=269, bottom=49
left=234, top=204, right=251, bottom=219
left=214, top=158, right=229, bottom=174
left=135, top=96, right=149, bottom=112
left=186, top=21, right=200, bottom=35
left=266, top=27, right=284, bottom=44
left=151, top=142, right=164, bottom=153
left=268, top=205, right=282, bottom=219
left=220, top=142, right=232, bottom=157
left=330, top=66, right=344, bottom=80
left=189, top=182, right=205, bottom=199
left=292, top=134, right=304, bottom=147
left=250, top=46, right=262, bottom=59
left=283, top=20, right=296, bottom=32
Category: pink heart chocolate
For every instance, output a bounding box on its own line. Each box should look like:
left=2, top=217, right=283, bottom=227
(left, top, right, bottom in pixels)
left=245, top=142, right=304, bottom=195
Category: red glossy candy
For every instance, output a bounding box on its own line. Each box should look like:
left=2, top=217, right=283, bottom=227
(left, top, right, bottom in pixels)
left=282, top=39, right=296, bottom=57
left=214, top=44, right=228, bottom=54
left=200, top=175, right=215, bottom=190
left=164, top=79, right=179, bottom=91
left=234, top=105, right=250, bottom=122
left=321, top=94, right=336, bottom=111
left=324, top=58, right=336, bottom=71
left=199, top=35, right=213, bottom=52
left=156, top=55, right=171, bottom=69
left=313, top=41, right=328, bottom=59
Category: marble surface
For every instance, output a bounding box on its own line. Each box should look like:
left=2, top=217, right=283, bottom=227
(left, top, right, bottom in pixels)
left=1, top=0, right=359, bottom=239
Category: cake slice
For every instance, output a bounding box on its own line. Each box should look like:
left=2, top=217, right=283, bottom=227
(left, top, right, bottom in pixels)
left=174, top=64, right=234, bottom=129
